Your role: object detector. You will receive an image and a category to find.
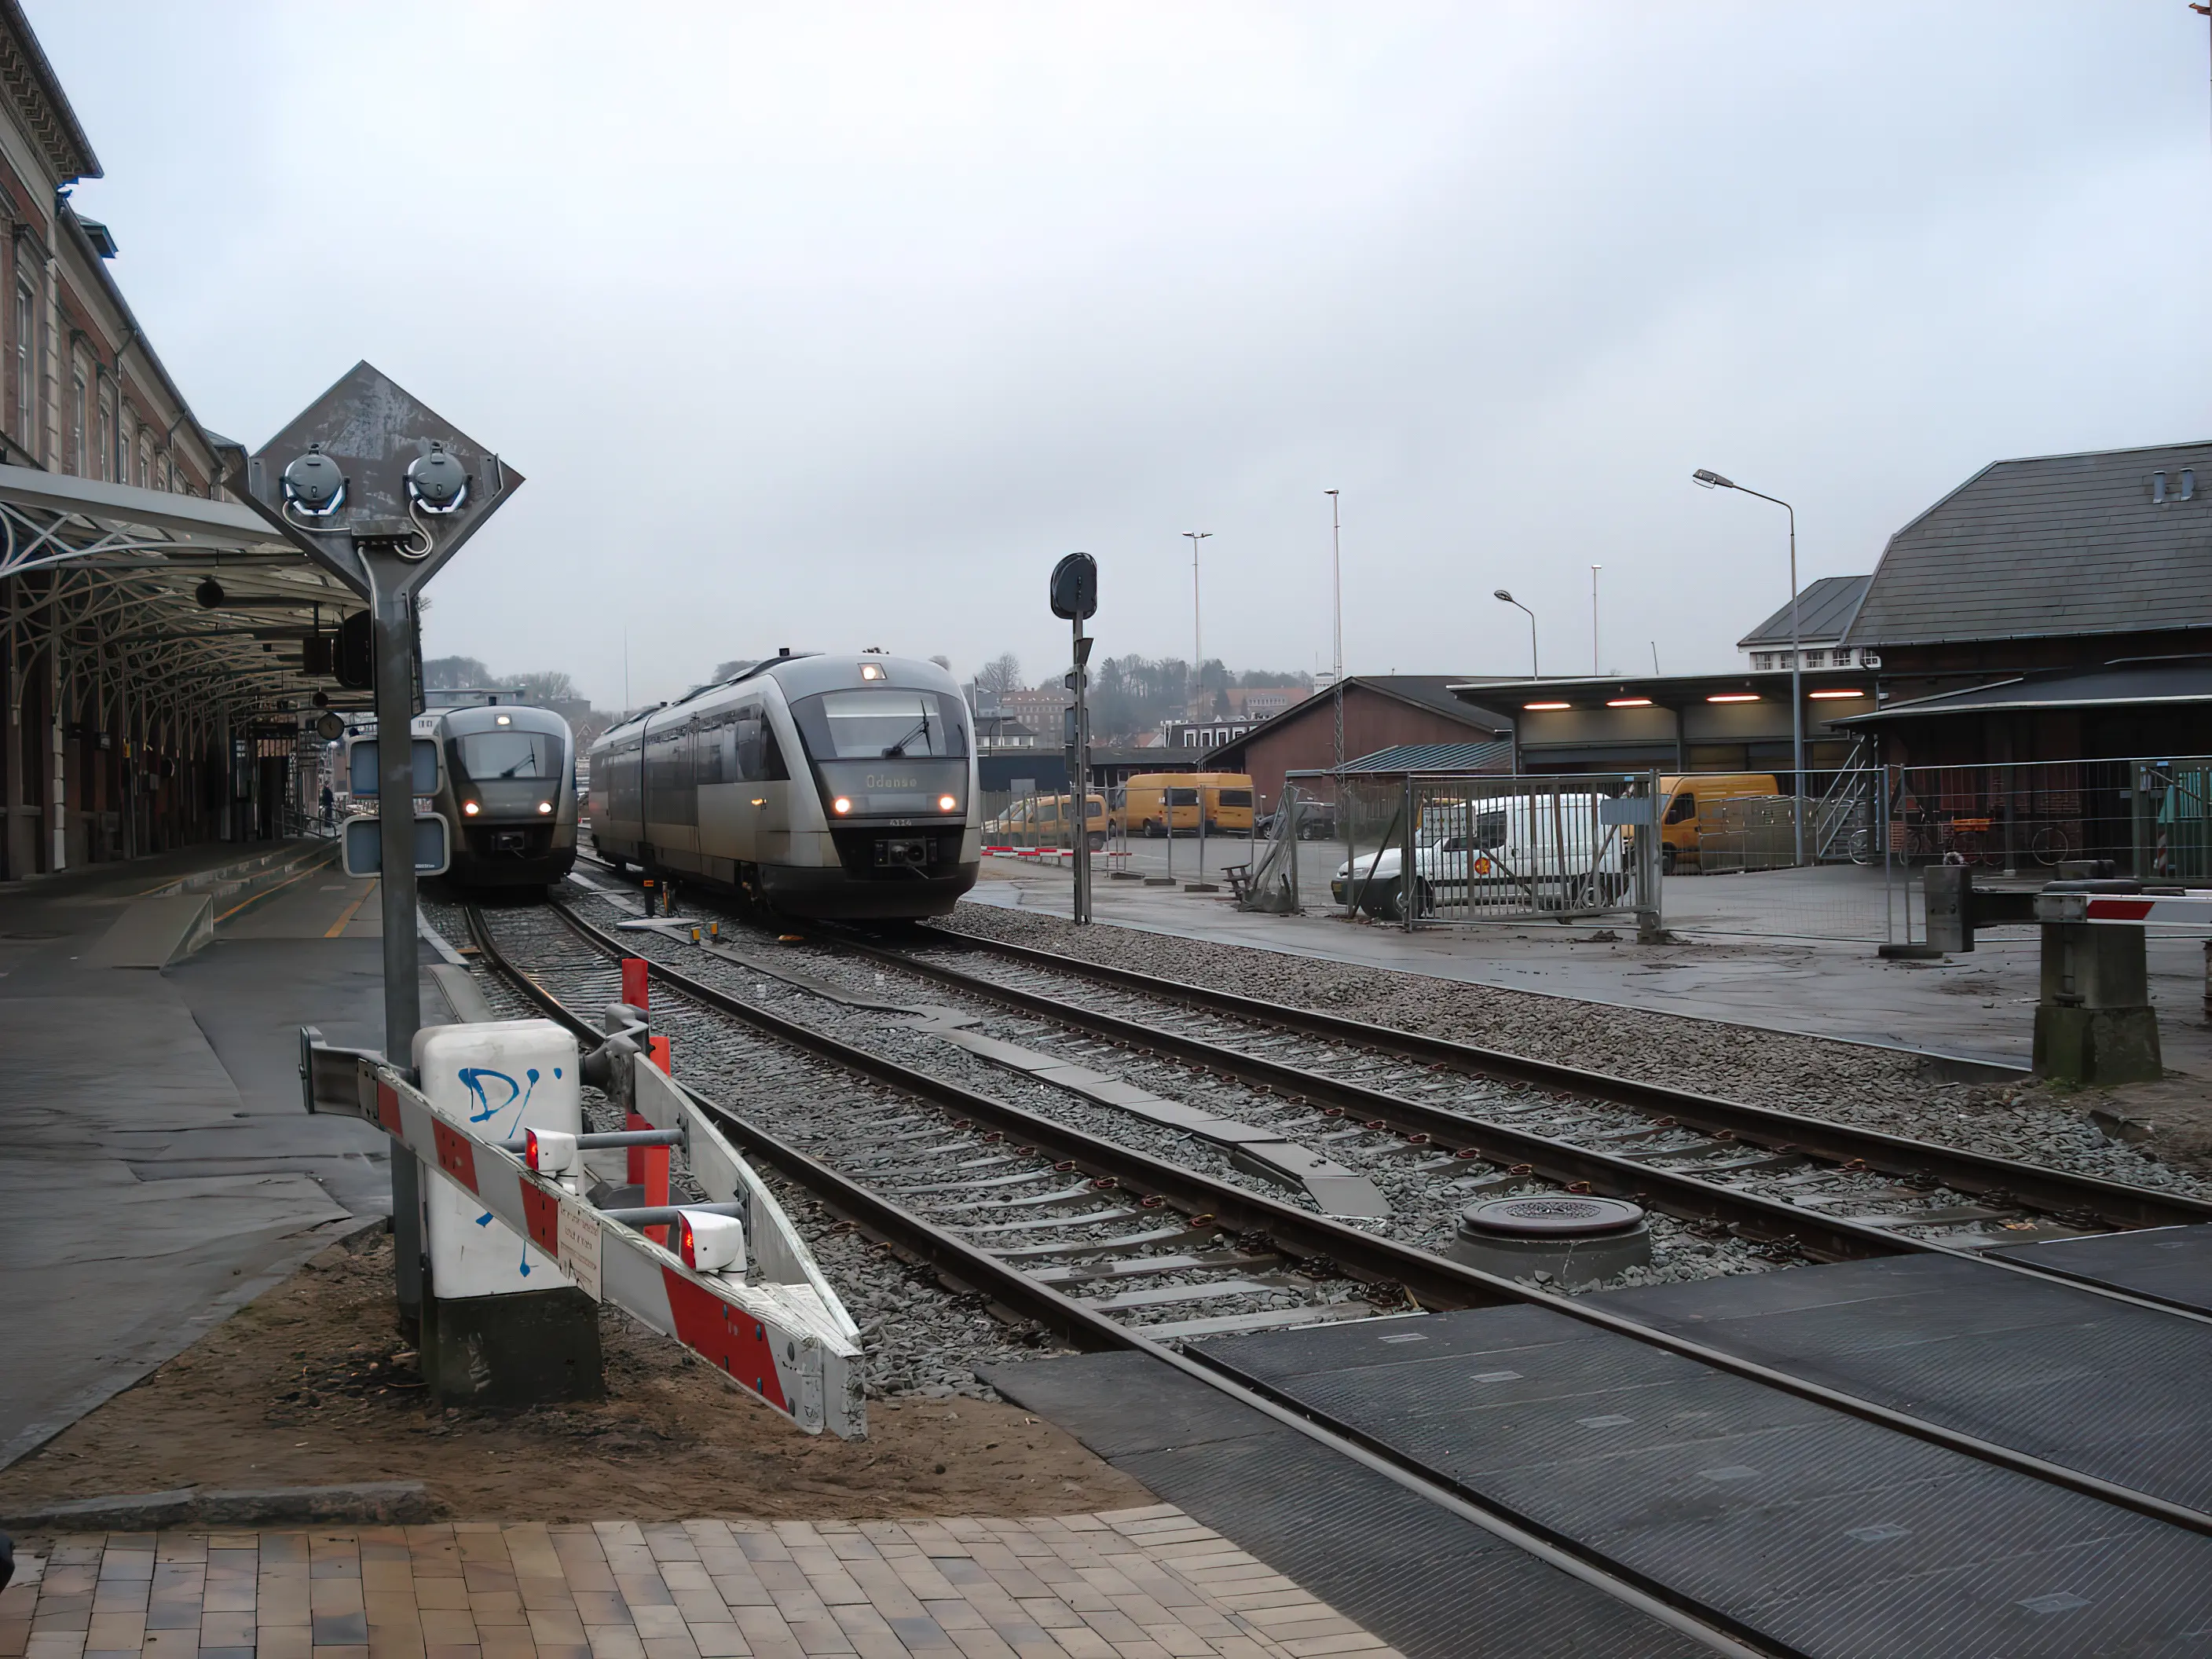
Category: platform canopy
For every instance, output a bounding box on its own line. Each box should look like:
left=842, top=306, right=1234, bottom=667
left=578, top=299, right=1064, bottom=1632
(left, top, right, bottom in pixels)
left=0, top=460, right=363, bottom=719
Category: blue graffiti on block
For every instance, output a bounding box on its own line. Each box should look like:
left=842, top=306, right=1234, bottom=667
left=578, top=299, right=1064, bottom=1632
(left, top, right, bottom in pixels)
left=459, top=1066, right=522, bottom=1125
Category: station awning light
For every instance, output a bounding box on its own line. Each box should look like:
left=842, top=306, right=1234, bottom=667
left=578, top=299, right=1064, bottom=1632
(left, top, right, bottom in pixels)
left=1707, top=693, right=1761, bottom=703
left=1524, top=701, right=1572, bottom=711
left=1606, top=698, right=1654, bottom=708
left=1808, top=688, right=1866, bottom=700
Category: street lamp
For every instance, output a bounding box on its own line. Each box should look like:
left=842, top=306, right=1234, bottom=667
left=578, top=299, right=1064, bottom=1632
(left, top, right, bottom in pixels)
left=1590, top=565, right=1602, bottom=675
left=1493, top=589, right=1538, bottom=678
left=1183, top=529, right=1212, bottom=716
left=1693, top=467, right=1804, bottom=866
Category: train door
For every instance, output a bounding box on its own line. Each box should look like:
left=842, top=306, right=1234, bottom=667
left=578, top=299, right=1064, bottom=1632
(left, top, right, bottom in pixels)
left=733, top=698, right=796, bottom=877
left=643, top=714, right=700, bottom=871
left=694, top=706, right=744, bottom=883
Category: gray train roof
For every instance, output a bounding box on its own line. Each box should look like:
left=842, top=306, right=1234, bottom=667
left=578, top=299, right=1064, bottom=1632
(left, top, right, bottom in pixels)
left=438, top=704, right=570, bottom=738
left=596, top=654, right=962, bottom=740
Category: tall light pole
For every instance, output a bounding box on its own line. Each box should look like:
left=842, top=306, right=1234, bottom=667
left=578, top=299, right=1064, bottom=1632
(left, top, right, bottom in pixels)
left=1694, top=467, right=1804, bottom=866
left=1494, top=589, right=1537, bottom=678
left=1183, top=529, right=1211, bottom=716
left=1325, top=491, right=1342, bottom=771
left=1590, top=564, right=1602, bottom=675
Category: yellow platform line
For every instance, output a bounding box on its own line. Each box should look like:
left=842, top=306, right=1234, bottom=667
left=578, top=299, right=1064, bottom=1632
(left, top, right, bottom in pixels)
left=325, top=878, right=377, bottom=938
left=214, top=860, right=324, bottom=923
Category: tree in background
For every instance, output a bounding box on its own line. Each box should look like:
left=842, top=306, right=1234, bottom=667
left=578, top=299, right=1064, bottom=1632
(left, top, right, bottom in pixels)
left=972, top=652, right=1023, bottom=701
left=514, top=670, right=579, bottom=705
left=423, top=655, right=493, bottom=690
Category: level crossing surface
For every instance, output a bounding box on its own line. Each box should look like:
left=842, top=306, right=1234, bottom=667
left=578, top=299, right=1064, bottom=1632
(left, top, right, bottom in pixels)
left=1180, top=1277, right=2212, bottom=1658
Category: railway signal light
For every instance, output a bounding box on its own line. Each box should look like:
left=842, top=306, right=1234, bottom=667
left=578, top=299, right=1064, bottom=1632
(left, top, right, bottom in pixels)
left=1049, top=551, right=1097, bottom=621
left=333, top=610, right=373, bottom=689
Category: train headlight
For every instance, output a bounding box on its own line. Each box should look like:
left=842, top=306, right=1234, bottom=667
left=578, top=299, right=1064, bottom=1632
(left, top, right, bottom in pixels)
left=938, top=794, right=958, bottom=812
left=537, top=800, right=553, bottom=815
left=463, top=800, right=481, bottom=816
left=832, top=797, right=852, bottom=815
left=859, top=663, right=885, bottom=681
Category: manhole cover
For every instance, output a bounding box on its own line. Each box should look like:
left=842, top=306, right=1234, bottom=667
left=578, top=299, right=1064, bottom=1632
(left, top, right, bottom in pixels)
left=1459, top=1195, right=1646, bottom=1238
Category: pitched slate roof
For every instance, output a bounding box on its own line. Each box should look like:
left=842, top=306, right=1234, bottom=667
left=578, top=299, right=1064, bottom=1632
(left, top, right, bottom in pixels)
left=1276, top=676, right=1513, bottom=732
left=1337, top=741, right=1514, bottom=773
left=1737, top=575, right=1873, bottom=648
left=1843, top=441, right=2212, bottom=647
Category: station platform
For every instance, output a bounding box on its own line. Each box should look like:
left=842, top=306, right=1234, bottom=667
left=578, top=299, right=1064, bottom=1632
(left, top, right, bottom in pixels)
left=0, top=839, right=456, bottom=1470
left=0, top=1510, right=1403, bottom=1659
left=1027, top=1251, right=2212, bottom=1658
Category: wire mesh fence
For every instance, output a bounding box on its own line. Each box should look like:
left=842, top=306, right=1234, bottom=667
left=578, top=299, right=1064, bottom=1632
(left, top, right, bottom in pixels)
left=1279, top=769, right=1661, bottom=930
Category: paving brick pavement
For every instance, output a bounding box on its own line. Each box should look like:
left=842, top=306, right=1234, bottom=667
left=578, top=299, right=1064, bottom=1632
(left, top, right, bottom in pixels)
left=0, top=1507, right=1400, bottom=1659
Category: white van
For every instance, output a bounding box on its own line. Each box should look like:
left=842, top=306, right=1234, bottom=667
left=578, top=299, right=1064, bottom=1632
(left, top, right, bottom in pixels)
left=1331, top=794, right=1628, bottom=920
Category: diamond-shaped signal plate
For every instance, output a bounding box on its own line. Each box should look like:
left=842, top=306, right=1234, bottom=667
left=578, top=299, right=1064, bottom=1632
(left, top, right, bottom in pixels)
left=235, top=360, right=525, bottom=597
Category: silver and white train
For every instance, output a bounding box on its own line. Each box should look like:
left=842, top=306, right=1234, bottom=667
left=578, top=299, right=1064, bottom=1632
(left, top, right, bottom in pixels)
left=587, top=652, right=980, bottom=920
left=430, top=703, right=579, bottom=888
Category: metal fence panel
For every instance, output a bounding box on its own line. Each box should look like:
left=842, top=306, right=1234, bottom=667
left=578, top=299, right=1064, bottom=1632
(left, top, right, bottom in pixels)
left=1284, top=769, right=1660, bottom=931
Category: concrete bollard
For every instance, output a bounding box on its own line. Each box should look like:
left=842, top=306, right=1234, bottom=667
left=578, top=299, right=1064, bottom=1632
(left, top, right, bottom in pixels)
left=2032, top=916, right=2162, bottom=1086
left=1925, top=864, right=1970, bottom=954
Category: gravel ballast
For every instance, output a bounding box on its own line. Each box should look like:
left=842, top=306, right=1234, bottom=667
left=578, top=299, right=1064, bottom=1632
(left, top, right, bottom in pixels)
left=930, top=900, right=2210, bottom=1198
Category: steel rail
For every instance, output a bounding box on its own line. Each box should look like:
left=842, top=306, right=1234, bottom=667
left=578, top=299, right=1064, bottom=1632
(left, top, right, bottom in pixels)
left=851, top=933, right=2212, bottom=1323
left=898, top=926, right=2212, bottom=1231
left=460, top=903, right=1774, bottom=1658
left=513, top=894, right=2212, bottom=1545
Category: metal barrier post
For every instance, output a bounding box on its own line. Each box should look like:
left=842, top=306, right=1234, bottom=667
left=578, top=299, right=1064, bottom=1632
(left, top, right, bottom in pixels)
left=1637, top=770, right=1663, bottom=942
left=1401, top=773, right=1417, bottom=932
left=1340, top=770, right=1353, bottom=917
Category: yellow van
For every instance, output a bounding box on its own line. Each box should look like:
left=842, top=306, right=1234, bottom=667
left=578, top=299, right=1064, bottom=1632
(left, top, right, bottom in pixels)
left=1116, top=773, right=1255, bottom=837
left=1655, top=773, right=1782, bottom=873
left=994, top=792, right=1108, bottom=850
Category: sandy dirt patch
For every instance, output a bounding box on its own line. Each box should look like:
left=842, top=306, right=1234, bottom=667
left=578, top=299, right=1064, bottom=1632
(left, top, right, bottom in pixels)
left=0, top=1230, right=1148, bottom=1523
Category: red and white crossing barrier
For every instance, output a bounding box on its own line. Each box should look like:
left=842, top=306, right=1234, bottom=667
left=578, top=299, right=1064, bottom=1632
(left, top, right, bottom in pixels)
left=312, top=1036, right=865, bottom=1437
left=2038, top=890, right=2212, bottom=929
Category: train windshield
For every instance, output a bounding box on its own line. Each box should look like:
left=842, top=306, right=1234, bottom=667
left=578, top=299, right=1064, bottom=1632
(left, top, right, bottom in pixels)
left=459, top=731, right=561, bottom=780
left=793, top=690, right=968, bottom=760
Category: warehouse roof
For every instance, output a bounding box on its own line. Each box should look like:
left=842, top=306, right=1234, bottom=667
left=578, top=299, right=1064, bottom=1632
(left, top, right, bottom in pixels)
left=1837, top=660, right=2212, bottom=723
left=1844, top=440, right=2212, bottom=647
left=1738, top=574, right=1872, bottom=648
left=1332, top=741, right=1514, bottom=774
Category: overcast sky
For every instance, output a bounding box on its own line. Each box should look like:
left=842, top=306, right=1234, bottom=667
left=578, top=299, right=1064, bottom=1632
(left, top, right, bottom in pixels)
left=32, top=3, right=2212, bottom=707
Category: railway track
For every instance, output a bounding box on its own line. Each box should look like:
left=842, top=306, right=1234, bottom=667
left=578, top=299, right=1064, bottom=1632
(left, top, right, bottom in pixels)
left=848, top=921, right=2212, bottom=1270
left=578, top=860, right=2212, bottom=1320
left=460, top=892, right=2212, bottom=1569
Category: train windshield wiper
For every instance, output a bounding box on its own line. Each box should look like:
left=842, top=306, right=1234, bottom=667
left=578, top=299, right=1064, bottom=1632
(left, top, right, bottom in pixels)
left=881, top=712, right=932, bottom=757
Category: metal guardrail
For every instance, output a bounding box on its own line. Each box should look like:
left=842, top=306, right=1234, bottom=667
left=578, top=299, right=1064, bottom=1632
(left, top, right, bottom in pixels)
left=298, top=1023, right=866, bottom=1437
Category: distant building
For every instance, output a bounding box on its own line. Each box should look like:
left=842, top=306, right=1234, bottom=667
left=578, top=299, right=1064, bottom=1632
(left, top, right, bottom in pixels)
left=1203, top=677, right=1514, bottom=808
left=1163, top=718, right=1259, bottom=750
left=1226, top=687, right=1299, bottom=719
left=1001, top=685, right=1072, bottom=728
left=1737, top=576, right=1875, bottom=670
left=978, top=715, right=1045, bottom=752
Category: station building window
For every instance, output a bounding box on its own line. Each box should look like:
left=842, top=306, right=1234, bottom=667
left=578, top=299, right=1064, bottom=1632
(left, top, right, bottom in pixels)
left=13, top=278, right=31, bottom=446
left=69, top=369, right=84, bottom=474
